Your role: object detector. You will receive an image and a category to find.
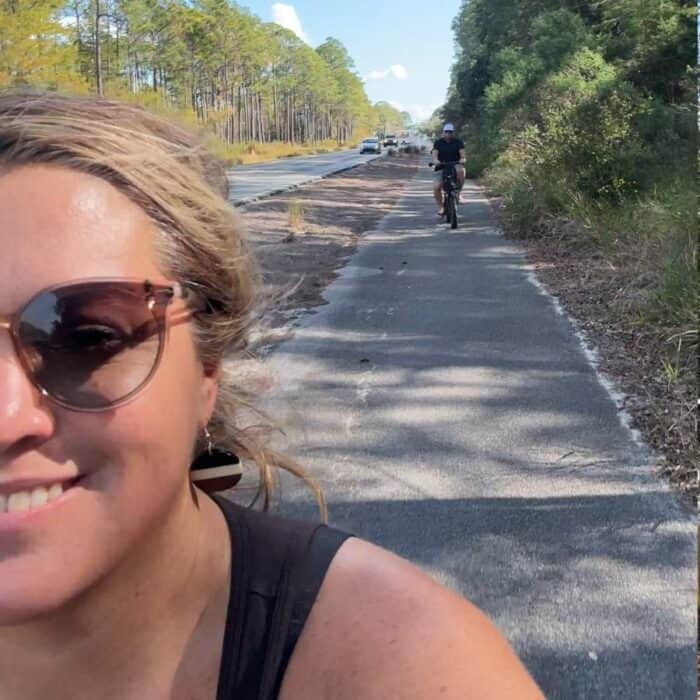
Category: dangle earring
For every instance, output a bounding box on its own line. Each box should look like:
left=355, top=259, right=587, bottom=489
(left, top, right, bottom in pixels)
left=190, top=426, right=243, bottom=493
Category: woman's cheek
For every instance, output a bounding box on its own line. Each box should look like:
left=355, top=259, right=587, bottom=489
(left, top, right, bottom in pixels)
left=106, top=341, right=203, bottom=481
left=101, top=404, right=194, bottom=493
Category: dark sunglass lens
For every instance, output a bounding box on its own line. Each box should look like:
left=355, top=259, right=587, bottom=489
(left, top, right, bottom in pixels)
left=18, top=283, right=164, bottom=409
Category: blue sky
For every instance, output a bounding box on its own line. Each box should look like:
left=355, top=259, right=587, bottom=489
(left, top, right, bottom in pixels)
left=240, top=0, right=462, bottom=123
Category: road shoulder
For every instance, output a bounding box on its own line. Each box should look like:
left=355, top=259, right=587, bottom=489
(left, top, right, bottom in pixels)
left=239, top=154, right=420, bottom=351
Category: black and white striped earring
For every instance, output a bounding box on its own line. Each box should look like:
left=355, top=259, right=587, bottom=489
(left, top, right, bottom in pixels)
left=190, top=426, right=243, bottom=493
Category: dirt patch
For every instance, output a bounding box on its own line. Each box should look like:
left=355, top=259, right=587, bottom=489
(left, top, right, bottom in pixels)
left=487, top=197, right=697, bottom=506
left=240, top=154, right=420, bottom=348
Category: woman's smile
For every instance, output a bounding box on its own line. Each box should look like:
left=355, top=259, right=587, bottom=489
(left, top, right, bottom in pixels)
left=0, top=476, right=85, bottom=529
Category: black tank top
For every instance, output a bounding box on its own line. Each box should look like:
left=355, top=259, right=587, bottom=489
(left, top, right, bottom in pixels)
left=212, top=495, right=352, bottom=700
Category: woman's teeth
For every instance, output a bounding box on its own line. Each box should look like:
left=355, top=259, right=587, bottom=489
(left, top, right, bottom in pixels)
left=0, top=482, right=68, bottom=514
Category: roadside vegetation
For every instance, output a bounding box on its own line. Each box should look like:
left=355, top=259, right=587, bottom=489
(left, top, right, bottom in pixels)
left=0, top=1, right=410, bottom=162
left=440, top=0, right=697, bottom=496
left=208, top=139, right=355, bottom=166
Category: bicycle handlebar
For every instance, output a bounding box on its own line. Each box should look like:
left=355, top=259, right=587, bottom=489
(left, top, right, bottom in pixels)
left=431, top=160, right=462, bottom=170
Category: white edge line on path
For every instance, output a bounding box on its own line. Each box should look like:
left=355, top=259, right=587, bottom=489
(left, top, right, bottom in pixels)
left=472, top=179, right=651, bottom=454
left=524, top=269, right=647, bottom=449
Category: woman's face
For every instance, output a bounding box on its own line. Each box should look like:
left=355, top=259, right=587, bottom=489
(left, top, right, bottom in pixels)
left=0, top=165, right=217, bottom=624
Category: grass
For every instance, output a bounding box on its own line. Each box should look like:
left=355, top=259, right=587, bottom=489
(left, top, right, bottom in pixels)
left=286, top=199, right=305, bottom=241
left=208, top=139, right=356, bottom=166
left=576, top=181, right=697, bottom=363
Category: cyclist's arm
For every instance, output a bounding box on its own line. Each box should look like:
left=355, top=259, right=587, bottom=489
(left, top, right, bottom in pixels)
left=431, top=148, right=440, bottom=163
left=459, top=147, right=466, bottom=165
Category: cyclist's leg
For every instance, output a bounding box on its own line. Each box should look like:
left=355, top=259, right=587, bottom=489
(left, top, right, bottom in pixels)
left=433, top=171, right=444, bottom=214
left=456, top=165, right=466, bottom=203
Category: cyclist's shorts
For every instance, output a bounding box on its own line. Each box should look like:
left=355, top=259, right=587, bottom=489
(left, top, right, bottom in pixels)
left=433, top=164, right=464, bottom=184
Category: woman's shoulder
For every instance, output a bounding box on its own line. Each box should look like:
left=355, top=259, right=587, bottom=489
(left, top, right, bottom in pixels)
left=279, top=537, right=544, bottom=700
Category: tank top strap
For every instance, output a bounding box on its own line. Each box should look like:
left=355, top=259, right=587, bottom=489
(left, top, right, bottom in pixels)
left=212, top=495, right=352, bottom=700
left=267, top=522, right=352, bottom=698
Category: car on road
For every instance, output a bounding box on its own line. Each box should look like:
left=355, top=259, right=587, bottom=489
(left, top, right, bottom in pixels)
left=360, top=137, right=382, bottom=154
left=383, top=134, right=399, bottom=147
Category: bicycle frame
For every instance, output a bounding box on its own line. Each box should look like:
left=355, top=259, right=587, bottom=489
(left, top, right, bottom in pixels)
left=440, top=163, right=459, bottom=196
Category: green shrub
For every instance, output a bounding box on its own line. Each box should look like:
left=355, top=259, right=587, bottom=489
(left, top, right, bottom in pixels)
left=444, top=0, right=696, bottom=340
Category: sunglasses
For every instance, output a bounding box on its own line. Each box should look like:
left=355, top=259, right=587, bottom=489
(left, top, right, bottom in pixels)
left=0, top=278, right=208, bottom=412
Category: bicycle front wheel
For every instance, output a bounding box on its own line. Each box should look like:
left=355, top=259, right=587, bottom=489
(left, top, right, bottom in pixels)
left=447, top=194, right=458, bottom=229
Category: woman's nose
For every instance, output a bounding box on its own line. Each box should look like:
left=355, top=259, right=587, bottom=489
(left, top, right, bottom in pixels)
left=0, top=333, right=54, bottom=455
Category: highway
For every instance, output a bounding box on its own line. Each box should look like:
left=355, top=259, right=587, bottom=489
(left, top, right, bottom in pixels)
left=226, top=149, right=383, bottom=205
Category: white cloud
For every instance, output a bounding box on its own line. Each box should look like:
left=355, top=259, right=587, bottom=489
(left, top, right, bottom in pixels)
left=272, top=3, right=308, bottom=42
left=384, top=101, right=439, bottom=123
left=407, top=103, right=439, bottom=122
left=366, top=64, right=409, bottom=81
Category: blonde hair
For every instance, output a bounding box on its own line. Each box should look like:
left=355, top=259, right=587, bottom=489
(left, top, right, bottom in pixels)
left=0, top=91, right=326, bottom=519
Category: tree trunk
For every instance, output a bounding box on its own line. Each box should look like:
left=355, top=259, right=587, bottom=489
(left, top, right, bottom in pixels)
left=94, top=0, right=103, bottom=95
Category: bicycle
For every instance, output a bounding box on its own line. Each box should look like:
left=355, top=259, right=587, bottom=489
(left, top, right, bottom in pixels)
left=431, top=160, right=461, bottom=229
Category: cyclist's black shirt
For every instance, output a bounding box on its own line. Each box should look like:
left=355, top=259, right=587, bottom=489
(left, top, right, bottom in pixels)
left=433, top=137, right=464, bottom=163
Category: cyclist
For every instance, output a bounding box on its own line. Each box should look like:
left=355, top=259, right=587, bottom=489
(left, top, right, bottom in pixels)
left=431, top=123, right=466, bottom=216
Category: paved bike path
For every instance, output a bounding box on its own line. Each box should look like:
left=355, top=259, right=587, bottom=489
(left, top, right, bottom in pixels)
left=263, top=168, right=696, bottom=698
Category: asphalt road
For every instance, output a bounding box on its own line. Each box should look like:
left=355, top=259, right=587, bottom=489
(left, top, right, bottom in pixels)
left=262, top=169, right=697, bottom=698
left=226, top=149, right=382, bottom=204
